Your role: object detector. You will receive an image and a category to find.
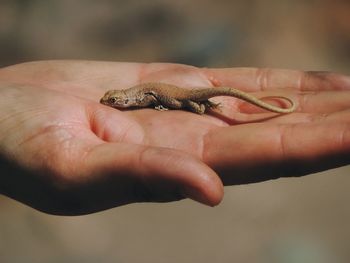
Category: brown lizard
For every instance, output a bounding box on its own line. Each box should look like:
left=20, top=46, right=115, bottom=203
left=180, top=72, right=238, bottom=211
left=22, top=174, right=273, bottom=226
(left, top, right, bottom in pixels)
left=100, top=82, right=296, bottom=114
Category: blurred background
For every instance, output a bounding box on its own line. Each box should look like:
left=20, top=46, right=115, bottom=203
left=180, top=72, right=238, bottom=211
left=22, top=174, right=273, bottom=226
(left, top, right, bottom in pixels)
left=0, top=0, right=349, bottom=262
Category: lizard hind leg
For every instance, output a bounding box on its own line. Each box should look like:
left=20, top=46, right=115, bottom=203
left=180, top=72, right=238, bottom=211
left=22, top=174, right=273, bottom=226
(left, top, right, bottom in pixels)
left=156, top=97, right=183, bottom=110
left=184, top=100, right=206, bottom=114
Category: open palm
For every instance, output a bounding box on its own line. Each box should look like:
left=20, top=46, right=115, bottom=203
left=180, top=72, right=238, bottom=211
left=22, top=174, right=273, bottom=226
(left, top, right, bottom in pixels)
left=0, top=61, right=349, bottom=215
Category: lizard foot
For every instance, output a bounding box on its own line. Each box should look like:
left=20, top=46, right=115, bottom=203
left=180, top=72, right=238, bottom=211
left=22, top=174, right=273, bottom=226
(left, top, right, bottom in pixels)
left=206, top=100, right=222, bottom=113
left=154, top=105, right=169, bottom=111
left=206, top=100, right=221, bottom=109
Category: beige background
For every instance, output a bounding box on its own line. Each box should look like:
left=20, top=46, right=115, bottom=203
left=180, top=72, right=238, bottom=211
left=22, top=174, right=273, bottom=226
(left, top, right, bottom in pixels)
left=0, top=1, right=349, bottom=262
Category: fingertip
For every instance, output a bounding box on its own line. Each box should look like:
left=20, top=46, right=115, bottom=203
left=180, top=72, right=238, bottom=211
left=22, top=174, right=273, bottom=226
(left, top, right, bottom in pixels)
left=139, top=147, right=224, bottom=206
left=182, top=171, right=224, bottom=207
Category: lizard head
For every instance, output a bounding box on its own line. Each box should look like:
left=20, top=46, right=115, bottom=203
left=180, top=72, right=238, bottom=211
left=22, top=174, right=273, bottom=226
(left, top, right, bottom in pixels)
left=100, top=90, right=133, bottom=108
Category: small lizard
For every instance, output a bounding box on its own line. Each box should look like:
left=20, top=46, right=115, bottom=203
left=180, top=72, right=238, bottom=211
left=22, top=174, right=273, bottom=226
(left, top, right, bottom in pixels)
left=100, top=82, right=296, bottom=114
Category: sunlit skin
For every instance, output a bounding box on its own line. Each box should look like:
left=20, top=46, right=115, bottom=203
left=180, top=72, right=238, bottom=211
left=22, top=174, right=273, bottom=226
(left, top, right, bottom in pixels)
left=0, top=60, right=349, bottom=215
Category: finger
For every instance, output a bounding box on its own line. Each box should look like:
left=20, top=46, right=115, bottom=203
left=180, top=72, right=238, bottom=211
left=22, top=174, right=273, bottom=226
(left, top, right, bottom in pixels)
left=202, top=68, right=350, bottom=92
left=0, top=61, right=144, bottom=100
left=257, top=111, right=349, bottom=126
left=82, top=105, right=223, bottom=212
left=217, top=108, right=350, bottom=127
left=260, top=105, right=350, bottom=126
left=77, top=143, right=223, bottom=214
left=226, top=89, right=350, bottom=119
left=203, top=122, right=350, bottom=185
left=296, top=90, right=350, bottom=114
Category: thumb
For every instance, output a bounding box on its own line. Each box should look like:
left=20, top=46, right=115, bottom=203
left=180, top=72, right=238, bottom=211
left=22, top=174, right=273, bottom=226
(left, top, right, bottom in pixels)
left=81, top=142, right=223, bottom=211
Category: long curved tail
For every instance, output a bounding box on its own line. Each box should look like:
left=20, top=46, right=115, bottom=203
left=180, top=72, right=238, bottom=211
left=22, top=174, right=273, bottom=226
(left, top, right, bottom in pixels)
left=190, top=87, right=296, bottom=113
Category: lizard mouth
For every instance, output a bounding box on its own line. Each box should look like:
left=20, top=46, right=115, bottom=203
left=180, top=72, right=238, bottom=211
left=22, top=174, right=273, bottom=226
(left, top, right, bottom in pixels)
left=99, top=98, right=108, bottom=105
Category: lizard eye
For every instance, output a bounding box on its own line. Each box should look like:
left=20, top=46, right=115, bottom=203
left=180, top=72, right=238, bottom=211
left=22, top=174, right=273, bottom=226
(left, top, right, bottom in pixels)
left=108, top=97, right=117, bottom=104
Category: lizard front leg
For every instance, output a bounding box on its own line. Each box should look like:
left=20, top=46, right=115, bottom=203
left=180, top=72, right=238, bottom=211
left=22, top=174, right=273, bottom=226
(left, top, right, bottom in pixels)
left=138, top=92, right=160, bottom=108
left=143, top=92, right=182, bottom=111
left=154, top=105, right=169, bottom=111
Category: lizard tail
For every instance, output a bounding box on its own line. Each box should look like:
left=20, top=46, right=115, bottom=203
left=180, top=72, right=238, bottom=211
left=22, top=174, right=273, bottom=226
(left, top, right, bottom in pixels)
left=245, top=94, right=296, bottom=113
left=191, top=87, right=296, bottom=113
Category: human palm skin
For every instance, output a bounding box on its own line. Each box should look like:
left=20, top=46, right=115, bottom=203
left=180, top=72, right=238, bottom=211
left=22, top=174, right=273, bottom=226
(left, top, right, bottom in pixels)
left=0, top=61, right=349, bottom=215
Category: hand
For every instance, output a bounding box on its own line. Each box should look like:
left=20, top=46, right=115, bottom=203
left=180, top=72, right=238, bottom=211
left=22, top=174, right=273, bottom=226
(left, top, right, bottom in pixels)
left=0, top=61, right=349, bottom=215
